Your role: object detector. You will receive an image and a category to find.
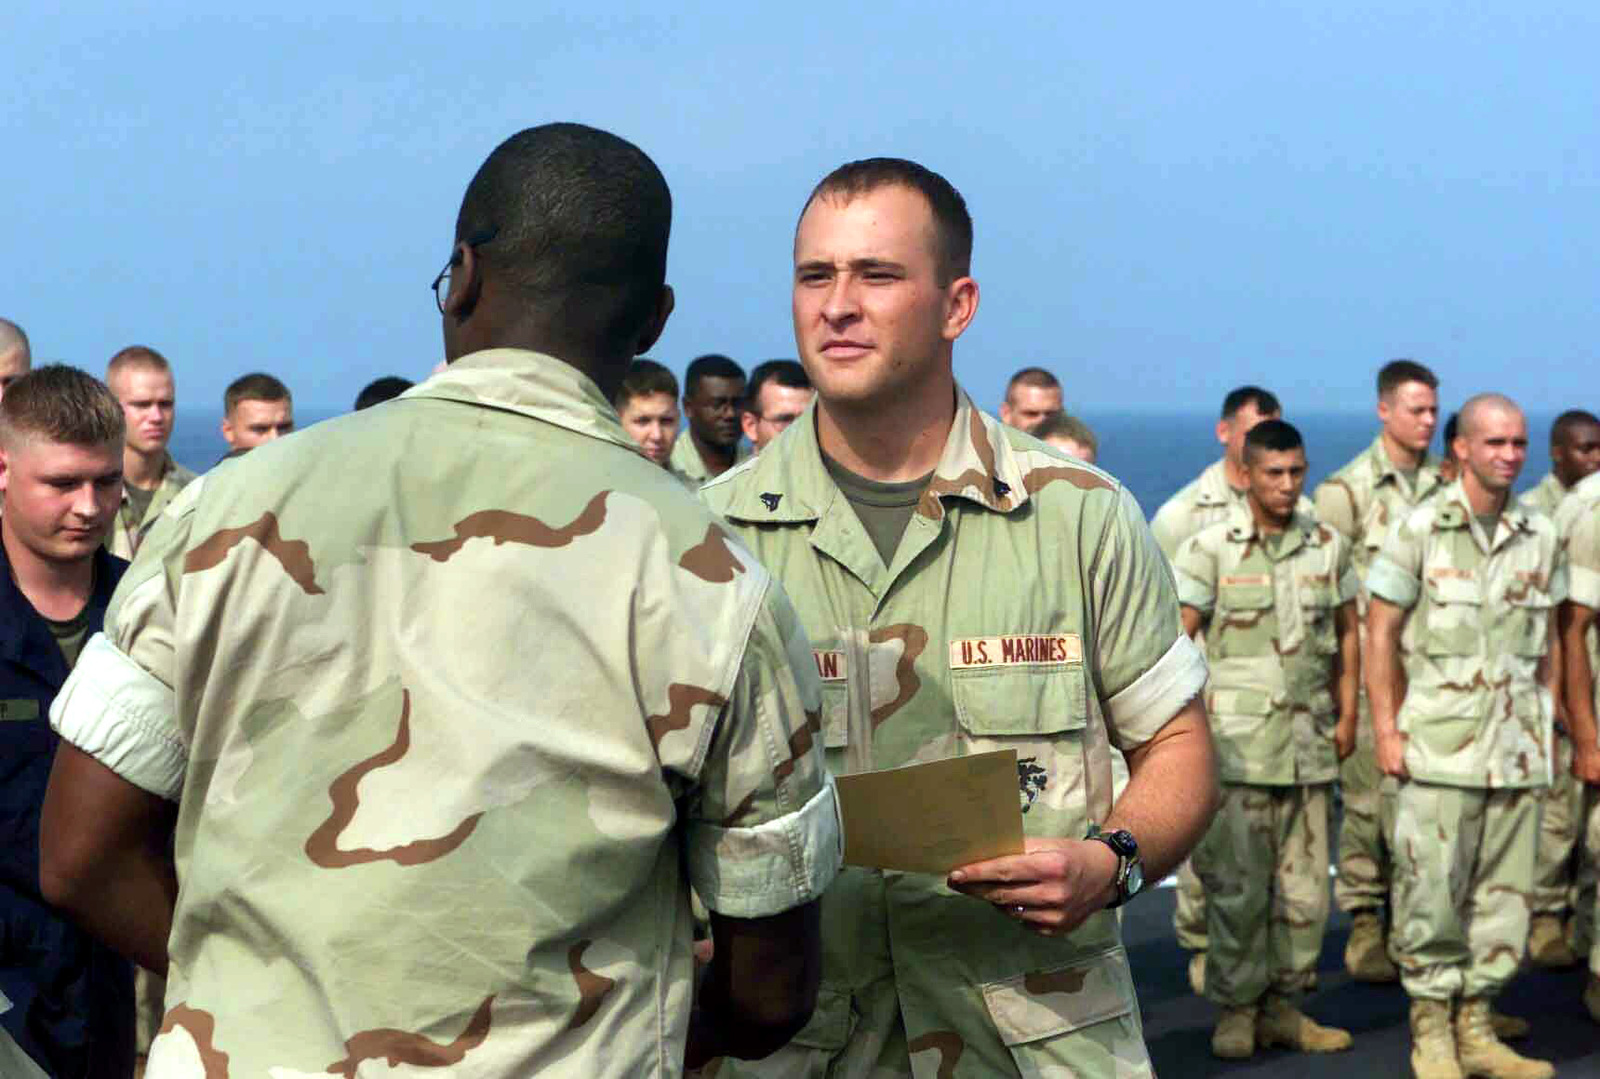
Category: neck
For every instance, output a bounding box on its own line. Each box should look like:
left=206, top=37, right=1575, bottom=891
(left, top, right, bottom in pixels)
left=123, top=445, right=168, bottom=489
left=815, top=369, right=957, bottom=483
left=1379, top=430, right=1424, bottom=471
left=2, top=521, right=94, bottom=620
left=690, top=429, right=738, bottom=472
left=1249, top=501, right=1291, bottom=536
left=1223, top=456, right=1249, bottom=490
left=1460, top=473, right=1509, bottom=517
left=1552, top=468, right=1574, bottom=491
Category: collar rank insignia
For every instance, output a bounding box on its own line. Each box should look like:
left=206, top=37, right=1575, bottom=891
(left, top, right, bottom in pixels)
left=760, top=492, right=782, bottom=512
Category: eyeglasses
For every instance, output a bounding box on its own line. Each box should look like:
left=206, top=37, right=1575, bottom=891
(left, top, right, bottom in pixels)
left=431, top=227, right=500, bottom=313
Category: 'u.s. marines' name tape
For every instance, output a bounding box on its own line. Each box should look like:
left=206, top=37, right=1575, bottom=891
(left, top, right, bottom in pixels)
left=947, top=634, right=1083, bottom=669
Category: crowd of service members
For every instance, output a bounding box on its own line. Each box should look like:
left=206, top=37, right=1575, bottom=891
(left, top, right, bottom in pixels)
left=0, top=122, right=1597, bottom=1079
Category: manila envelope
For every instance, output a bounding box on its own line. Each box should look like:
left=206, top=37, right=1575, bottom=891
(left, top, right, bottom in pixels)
left=834, top=749, right=1026, bottom=875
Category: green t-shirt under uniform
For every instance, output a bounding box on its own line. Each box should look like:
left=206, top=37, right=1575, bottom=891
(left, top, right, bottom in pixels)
left=822, top=454, right=934, bottom=568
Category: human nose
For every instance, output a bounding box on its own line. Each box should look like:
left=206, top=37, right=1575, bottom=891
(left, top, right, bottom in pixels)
left=820, top=275, right=859, bottom=325
left=70, top=484, right=99, bottom=518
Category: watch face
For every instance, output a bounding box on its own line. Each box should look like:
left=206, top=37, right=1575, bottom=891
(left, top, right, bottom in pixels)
left=1109, top=829, right=1137, bottom=856
left=1126, top=862, right=1145, bottom=896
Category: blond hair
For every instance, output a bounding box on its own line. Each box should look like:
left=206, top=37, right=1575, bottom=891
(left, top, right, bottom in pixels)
left=0, top=364, right=126, bottom=449
left=106, top=344, right=172, bottom=384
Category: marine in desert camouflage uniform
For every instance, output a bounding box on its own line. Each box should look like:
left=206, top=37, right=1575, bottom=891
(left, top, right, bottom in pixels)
left=1174, top=420, right=1358, bottom=1060
left=1523, top=410, right=1600, bottom=968
left=1149, top=385, right=1285, bottom=987
left=1556, top=467, right=1600, bottom=1023
left=703, top=158, right=1216, bottom=1079
left=39, top=123, right=841, bottom=1078
left=1367, top=394, right=1561, bottom=1079
left=1312, top=358, right=1445, bottom=983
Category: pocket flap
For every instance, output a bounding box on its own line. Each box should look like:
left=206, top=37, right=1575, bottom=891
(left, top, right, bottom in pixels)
left=1208, top=686, right=1274, bottom=716
left=953, top=667, right=1088, bottom=737
left=788, top=985, right=853, bottom=1051
left=1218, top=575, right=1274, bottom=610
left=1426, top=570, right=1481, bottom=605
left=981, top=948, right=1136, bottom=1047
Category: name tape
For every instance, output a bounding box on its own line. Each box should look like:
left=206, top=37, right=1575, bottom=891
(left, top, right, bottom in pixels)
left=812, top=651, right=847, bottom=681
left=948, top=634, right=1083, bottom=670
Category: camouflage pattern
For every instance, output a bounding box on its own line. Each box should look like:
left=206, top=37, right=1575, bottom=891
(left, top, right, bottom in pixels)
left=1578, top=786, right=1600, bottom=978
left=699, top=391, right=1208, bottom=1078
left=1389, top=783, right=1539, bottom=999
left=669, top=430, right=749, bottom=485
left=1192, top=783, right=1332, bottom=1006
left=1172, top=506, right=1356, bottom=785
left=1531, top=734, right=1582, bottom=916
left=1521, top=471, right=1568, bottom=517
left=1559, top=470, right=1600, bottom=977
left=50, top=349, right=842, bottom=1078
left=1314, top=435, right=1446, bottom=914
left=106, top=453, right=198, bottom=560
left=1365, top=479, right=1564, bottom=790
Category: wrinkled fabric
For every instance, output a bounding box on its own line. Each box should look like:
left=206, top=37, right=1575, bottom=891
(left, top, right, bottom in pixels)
left=106, top=453, right=197, bottom=561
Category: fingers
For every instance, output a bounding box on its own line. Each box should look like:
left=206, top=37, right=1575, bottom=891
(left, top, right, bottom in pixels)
left=948, top=850, right=1059, bottom=887
left=955, top=881, right=1063, bottom=908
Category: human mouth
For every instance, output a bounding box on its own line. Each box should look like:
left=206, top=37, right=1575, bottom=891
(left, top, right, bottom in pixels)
left=820, top=340, right=871, bottom=359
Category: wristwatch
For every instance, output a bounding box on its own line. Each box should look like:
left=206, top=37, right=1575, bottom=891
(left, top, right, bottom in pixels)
left=1085, top=825, right=1144, bottom=909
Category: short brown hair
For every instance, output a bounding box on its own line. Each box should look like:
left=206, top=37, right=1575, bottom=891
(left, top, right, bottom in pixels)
left=224, top=372, right=292, bottom=416
left=106, top=345, right=172, bottom=383
left=803, top=158, right=973, bottom=283
left=1006, top=366, right=1060, bottom=400
left=1032, top=412, right=1098, bottom=456
left=1377, top=359, right=1438, bottom=397
left=615, top=358, right=679, bottom=411
left=0, top=364, right=125, bottom=449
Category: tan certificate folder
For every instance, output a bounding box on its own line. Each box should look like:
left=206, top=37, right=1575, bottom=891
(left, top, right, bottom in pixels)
left=834, top=749, right=1027, bottom=875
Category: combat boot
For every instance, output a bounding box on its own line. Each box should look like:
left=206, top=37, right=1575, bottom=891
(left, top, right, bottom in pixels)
left=1527, top=914, right=1578, bottom=968
left=1490, top=1009, right=1529, bottom=1040
left=1211, top=1003, right=1256, bottom=1059
left=1188, top=951, right=1206, bottom=995
left=1256, top=994, right=1353, bottom=1053
left=1584, top=975, right=1599, bottom=1023
left=1347, top=910, right=1399, bottom=982
left=1455, top=998, right=1554, bottom=1079
left=1409, top=999, right=1462, bottom=1079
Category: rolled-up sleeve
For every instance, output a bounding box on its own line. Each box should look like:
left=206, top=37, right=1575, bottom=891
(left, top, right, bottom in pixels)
left=50, top=633, right=185, bottom=800
left=1567, top=502, right=1600, bottom=610
left=685, top=579, right=842, bottom=918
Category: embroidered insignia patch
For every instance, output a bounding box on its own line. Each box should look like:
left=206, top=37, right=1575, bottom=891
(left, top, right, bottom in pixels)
left=760, top=492, right=782, bottom=512
left=1018, top=756, right=1048, bottom=812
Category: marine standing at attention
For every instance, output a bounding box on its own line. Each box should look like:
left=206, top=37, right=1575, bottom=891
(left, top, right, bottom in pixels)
left=1174, top=419, right=1358, bottom=1059
left=1555, top=461, right=1600, bottom=1023
left=1312, top=358, right=1445, bottom=983
left=670, top=353, right=748, bottom=482
left=38, top=122, right=841, bottom=1078
left=701, top=157, right=1216, bottom=1078
left=104, top=347, right=196, bottom=562
left=1149, top=383, right=1284, bottom=992
left=1367, top=393, right=1561, bottom=1079
left=1524, top=409, right=1600, bottom=968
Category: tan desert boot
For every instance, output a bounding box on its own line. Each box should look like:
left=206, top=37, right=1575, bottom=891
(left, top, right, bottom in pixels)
left=1347, top=910, right=1400, bottom=982
left=1527, top=914, right=1578, bottom=968
left=1256, top=995, right=1353, bottom=1053
left=1211, top=1004, right=1257, bottom=1059
left=1410, top=999, right=1463, bottom=1079
left=1189, top=951, right=1207, bottom=996
left=1455, top=998, right=1554, bottom=1079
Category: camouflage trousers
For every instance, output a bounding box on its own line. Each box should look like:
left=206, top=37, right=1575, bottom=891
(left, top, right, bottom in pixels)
left=1173, top=859, right=1208, bottom=952
left=706, top=868, right=1152, bottom=1078
left=1192, top=783, right=1331, bottom=1006
left=1335, top=703, right=1392, bottom=914
left=1578, top=783, right=1600, bottom=977
left=1390, top=781, right=1538, bottom=1000
left=1532, top=732, right=1582, bottom=915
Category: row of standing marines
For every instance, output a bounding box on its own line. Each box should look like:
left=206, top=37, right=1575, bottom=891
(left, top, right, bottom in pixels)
left=0, top=121, right=1595, bottom=1079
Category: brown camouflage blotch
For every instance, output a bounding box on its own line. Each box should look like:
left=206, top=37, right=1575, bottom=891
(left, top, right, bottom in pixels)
left=564, top=941, right=618, bottom=1031
left=719, top=788, right=759, bottom=829
left=327, top=994, right=495, bottom=1077
left=305, top=690, right=484, bottom=868
left=907, top=1030, right=964, bottom=1079
left=869, top=624, right=929, bottom=729
left=410, top=490, right=609, bottom=562
left=773, top=707, right=823, bottom=785
left=158, top=1003, right=230, bottom=1079
left=184, top=511, right=324, bottom=595
left=922, top=409, right=1012, bottom=514
left=646, top=684, right=728, bottom=751
left=1023, top=967, right=1090, bottom=995
left=1022, top=465, right=1115, bottom=494
left=679, top=524, right=747, bottom=583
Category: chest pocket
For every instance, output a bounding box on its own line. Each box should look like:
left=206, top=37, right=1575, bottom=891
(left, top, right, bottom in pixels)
left=1298, top=577, right=1340, bottom=655
left=952, top=665, right=1088, bottom=738
left=1212, top=577, right=1275, bottom=659
left=1504, top=580, right=1554, bottom=659
left=1423, top=572, right=1482, bottom=656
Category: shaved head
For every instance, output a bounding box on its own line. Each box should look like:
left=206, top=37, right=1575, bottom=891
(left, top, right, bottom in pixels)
left=1457, top=393, right=1522, bottom=439
left=0, top=319, right=31, bottom=400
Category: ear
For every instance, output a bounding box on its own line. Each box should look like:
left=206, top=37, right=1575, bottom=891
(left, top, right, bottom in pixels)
left=1215, top=418, right=1230, bottom=447
left=220, top=417, right=234, bottom=446
left=0, top=447, right=10, bottom=496
left=442, top=242, right=483, bottom=322
left=998, top=400, right=1014, bottom=425
left=940, top=276, right=979, bottom=342
left=741, top=409, right=759, bottom=444
left=1376, top=396, right=1390, bottom=424
left=635, top=285, right=675, bottom=356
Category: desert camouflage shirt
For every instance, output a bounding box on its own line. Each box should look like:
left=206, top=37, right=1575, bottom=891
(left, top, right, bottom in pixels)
left=1313, top=434, right=1446, bottom=614
left=51, top=348, right=841, bottom=1078
left=1521, top=471, right=1569, bottom=517
left=106, top=452, right=198, bottom=561
left=701, top=390, right=1207, bottom=1026
left=668, top=430, right=749, bottom=486
left=1173, top=506, right=1356, bottom=785
left=1556, top=470, right=1600, bottom=725
left=1367, top=478, right=1565, bottom=789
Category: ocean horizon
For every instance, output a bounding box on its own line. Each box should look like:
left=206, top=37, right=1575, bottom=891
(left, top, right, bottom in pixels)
left=167, top=408, right=1564, bottom=521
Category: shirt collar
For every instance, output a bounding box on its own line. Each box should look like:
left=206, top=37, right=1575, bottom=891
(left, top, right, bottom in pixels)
left=403, top=348, right=642, bottom=456
left=1432, top=478, right=1532, bottom=534
left=1365, top=434, right=1442, bottom=490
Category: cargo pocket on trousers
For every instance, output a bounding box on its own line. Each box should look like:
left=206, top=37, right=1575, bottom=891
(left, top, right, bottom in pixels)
left=788, top=985, right=854, bottom=1051
left=980, top=948, right=1148, bottom=1073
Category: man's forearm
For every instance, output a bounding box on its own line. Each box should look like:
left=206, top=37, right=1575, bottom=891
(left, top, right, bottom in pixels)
left=1561, top=603, right=1598, bottom=750
left=1365, top=625, right=1405, bottom=737
left=1109, top=697, right=1217, bottom=883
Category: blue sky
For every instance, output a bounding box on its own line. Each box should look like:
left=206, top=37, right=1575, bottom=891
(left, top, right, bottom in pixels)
left=6, top=3, right=1597, bottom=415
